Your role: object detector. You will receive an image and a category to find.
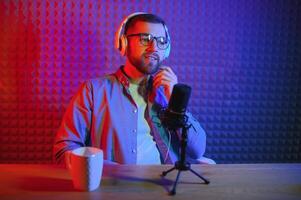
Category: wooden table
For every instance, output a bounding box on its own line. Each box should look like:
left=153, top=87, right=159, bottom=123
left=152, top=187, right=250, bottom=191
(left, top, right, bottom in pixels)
left=0, top=164, right=300, bottom=200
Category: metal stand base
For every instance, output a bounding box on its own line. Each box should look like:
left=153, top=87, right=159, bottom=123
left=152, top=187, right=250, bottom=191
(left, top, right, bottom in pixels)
left=161, top=161, right=210, bottom=195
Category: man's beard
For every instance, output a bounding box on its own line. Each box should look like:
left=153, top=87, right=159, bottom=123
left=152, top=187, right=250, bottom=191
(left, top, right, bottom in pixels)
left=129, top=53, right=163, bottom=75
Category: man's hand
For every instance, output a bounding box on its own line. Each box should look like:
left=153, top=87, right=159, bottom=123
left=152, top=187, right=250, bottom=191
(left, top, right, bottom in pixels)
left=153, top=66, right=178, bottom=100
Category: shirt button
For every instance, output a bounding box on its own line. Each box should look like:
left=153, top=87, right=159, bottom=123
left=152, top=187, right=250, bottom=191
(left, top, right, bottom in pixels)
left=133, top=109, right=137, bottom=113
left=132, top=129, right=137, bottom=133
left=132, top=149, right=136, bottom=153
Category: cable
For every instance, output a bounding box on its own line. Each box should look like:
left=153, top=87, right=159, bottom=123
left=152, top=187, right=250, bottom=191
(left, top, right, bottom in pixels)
left=164, top=128, right=172, bottom=163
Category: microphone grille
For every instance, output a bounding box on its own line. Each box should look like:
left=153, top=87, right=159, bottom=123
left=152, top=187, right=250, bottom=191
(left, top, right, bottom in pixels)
left=168, top=83, right=191, bottom=114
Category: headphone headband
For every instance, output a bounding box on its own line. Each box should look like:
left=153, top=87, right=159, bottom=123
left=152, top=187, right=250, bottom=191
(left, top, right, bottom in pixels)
left=115, top=12, right=147, bottom=51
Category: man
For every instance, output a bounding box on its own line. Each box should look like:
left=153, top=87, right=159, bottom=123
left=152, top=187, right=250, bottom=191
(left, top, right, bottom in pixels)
left=53, top=13, right=213, bottom=165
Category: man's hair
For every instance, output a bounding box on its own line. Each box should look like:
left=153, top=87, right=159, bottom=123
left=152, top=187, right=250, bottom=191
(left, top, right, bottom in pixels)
left=124, top=13, right=167, bottom=35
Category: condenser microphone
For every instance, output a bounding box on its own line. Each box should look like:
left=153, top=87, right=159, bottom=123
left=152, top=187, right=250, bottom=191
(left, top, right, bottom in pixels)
left=168, top=83, right=191, bottom=114
left=159, top=83, right=192, bottom=129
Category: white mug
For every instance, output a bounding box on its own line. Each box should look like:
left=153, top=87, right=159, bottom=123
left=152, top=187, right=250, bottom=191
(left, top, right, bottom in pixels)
left=67, top=147, right=103, bottom=191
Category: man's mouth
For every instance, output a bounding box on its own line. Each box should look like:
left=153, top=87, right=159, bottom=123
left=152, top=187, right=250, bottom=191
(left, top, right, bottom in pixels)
left=145, top=53, right=159, bottom=60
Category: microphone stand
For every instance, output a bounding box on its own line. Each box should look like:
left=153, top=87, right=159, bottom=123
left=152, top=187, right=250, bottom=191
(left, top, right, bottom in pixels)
left=161, top=123, right=210, bottom=195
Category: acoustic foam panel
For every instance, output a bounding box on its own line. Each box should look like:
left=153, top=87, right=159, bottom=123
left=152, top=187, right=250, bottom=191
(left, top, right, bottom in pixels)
left=0, top=0, right=300, bottom=163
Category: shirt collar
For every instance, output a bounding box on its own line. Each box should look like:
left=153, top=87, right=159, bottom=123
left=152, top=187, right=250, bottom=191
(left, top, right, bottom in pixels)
left=114, top=66, right=130, bottom=89
left=114, top=66, right=153, bottom=90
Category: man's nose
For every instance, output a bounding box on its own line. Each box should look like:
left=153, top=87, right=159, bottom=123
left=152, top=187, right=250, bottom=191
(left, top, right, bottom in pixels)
left=147, top=39, right=158, bottom=51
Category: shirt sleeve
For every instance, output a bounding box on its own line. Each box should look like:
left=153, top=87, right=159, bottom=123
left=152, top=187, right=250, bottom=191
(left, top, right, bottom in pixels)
left=185, top=112, right=207, bottom=162
left=53, top=81, right=93, bottom=164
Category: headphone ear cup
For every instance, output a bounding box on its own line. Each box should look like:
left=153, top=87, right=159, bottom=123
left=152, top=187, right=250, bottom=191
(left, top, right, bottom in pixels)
left=163, top=25, right=171, bottom=59
left=164, top=43, right=171, bottom=58
left=119, top=35, right=128, bottom=56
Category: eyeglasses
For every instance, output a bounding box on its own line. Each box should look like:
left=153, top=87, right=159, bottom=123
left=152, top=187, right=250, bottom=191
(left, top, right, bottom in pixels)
left=126, top=33, right=170, bottom=50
